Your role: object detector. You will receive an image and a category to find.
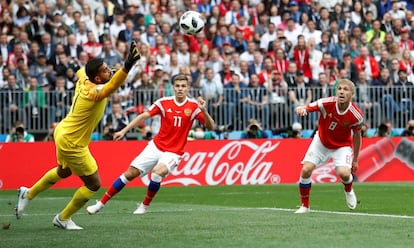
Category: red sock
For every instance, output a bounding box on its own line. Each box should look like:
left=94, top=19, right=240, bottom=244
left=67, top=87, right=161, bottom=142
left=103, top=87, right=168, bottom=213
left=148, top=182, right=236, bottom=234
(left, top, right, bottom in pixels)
left=299, top=186, right=311, bottom=208
left=101, top=186, right=119, bottom=204
left=142, top=189, right=157, bottom=206
left=343, top=181, right=353, bottom=192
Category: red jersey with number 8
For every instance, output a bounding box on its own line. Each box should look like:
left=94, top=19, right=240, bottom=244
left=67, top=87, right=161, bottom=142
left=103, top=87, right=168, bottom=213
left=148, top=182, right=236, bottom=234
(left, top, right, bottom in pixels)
left=306, top=97, right=364, bottom=149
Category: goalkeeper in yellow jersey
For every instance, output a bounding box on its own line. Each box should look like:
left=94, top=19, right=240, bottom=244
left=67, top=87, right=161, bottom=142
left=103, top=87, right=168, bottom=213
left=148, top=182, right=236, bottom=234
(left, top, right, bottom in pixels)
left=15, top=41, right=141, bottom=230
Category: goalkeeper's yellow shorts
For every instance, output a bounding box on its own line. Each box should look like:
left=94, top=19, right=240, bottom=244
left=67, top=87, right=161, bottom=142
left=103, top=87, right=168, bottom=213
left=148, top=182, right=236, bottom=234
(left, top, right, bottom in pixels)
left=54, top=131, right=97, bottom=177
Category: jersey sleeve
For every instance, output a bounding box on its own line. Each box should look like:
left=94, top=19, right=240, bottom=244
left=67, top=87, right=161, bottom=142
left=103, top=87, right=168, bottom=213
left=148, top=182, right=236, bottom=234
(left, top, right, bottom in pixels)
left=147, top=100, right=162, bottom=117
left=76, top=68, right=128, bottom=102
left=306, top=99, right=320, bottom=112
left=93, top=69, right=128, bottom=101
left=195, top=108, right=206, bottom=125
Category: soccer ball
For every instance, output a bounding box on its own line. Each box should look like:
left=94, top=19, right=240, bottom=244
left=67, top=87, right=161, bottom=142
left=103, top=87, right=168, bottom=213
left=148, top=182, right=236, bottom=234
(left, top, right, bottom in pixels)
left=179, top=11, right=205, bottom=35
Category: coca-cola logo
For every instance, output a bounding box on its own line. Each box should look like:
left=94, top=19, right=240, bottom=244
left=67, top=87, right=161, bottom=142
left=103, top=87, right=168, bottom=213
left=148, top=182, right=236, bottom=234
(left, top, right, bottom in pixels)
left=312, top=164, right=339, bottom=183
left=141, top=140, right=280, bottom=186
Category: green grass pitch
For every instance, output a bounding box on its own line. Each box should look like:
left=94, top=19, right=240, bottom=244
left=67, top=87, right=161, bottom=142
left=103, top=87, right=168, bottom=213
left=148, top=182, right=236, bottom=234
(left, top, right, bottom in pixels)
left=1, top=183, right=413, bottom=248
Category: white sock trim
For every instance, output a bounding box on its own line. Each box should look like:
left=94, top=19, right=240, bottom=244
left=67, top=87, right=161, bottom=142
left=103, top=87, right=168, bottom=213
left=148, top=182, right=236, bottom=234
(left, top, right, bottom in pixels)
left=120, top=174, right=130, bottom=184
left=151, top=173, right=162, bottom=183
left=299, top=177, right=312, bottom=184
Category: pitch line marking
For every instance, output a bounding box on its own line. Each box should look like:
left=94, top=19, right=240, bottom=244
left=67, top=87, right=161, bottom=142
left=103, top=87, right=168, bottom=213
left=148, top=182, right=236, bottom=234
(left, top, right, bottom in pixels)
left=2, top=206, right=414, bottom=220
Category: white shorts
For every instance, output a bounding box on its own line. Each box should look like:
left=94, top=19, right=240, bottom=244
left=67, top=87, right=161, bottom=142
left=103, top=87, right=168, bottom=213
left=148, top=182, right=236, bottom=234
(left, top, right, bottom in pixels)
left=130, top=140, right=182, bottom=176
left=302, top=132, right=353, bottom=168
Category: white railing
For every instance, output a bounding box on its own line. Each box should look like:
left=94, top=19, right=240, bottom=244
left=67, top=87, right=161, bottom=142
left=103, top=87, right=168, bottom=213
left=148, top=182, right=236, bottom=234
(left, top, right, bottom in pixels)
left=0, top=86, right=413, bottom=137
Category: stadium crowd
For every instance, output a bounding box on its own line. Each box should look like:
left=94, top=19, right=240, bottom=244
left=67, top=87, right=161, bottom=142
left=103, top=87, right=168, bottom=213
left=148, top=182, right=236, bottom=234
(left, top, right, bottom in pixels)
left=1, top=0, right=414, bottom=141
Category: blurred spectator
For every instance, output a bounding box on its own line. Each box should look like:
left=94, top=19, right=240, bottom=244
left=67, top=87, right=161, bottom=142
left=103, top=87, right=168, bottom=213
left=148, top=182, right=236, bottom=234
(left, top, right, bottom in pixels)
left=394, top=69, right=414, bottom=117
left=7, top=42, right=29, bottom=68
left=49, top=76, right=70, bottom=122
left=246, top=73, right=269, bottom=128
left=5, top=120, right=34, bottom=142
left=289, top=70, right=312, bottom=123
left=266, top=70, right=289, bottom=128
left=205, top=48, right=223, bottom=74
left=225, top=73, right=249, bottom=129
left=26, top=2, right=53, bottom=43
left=158, top=71, right=173, bottom=97
left=118, top=17, right=135, bottom=43
left=248, top=50, right=264, bottom=76
left=290, top=122, right=303, bottom=138
left=75, top=21, right=88, bottom=45
left=377, top=50, right=392, bottom=72
left=136, top=125, right=153, bottom=141
left=101, top=122, right=115, bottom=141
left=1, top=74, right=23, bottom=127
left=0, top=33, right=10, bottom=62
left=377, top=119, right=400, bottom=137
left=399, top=49, right=414, bottom=82
left=23, top=77, right=48, bottom=129
left=374, top=122, right=391, bottom=137
left=355, top=71, right=381, bottom=127
left=83, top=31, right=102, bottom=60
left=314, top=72, right=333, bottom=99
left=198, top=67, right=225, bottom=125
left=239, top=41, right=255, bottom=63
left=401, top=119, right=414, bottom=136
left=88, top=13, right=106, bottom=43
left=241, top=118, right=268, bottom=139
left=39, top=32, right=55, bottom=63
left=367, top=20, right=386, bottom=43
left=0, top=65, right=9, bottom=88
left=64, top=34, right=83, bottom=60
left=293, top=35, right=312, bottom=79
left=140, top=23, right=157, bottom=47
left=218, top=59, right=234, bottom=85
left=29, top=53, right=55, bottom=88
left=259, top=22, right=277, bottom=53
left=99, top=39, right=123, bottom=67
left=102, top=101, right=129, bottom=135
left=43, top=122, right=58, bottom=141
left=101, top=0, right=115, bottom=24
left=15, top=62, right=30, bottom=89
left=338, top=52, right=359, bottom=84
left=188, top=125, right=212, bottom=140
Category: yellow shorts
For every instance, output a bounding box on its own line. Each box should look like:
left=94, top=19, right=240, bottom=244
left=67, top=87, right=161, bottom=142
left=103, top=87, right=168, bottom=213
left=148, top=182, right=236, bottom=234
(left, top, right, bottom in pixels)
left=54, top=130, right=97, bottom=177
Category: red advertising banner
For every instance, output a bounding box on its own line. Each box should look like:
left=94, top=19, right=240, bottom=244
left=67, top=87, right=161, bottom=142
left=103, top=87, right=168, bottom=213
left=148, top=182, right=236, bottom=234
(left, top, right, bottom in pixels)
left=0, top=137, right=414, bottom=189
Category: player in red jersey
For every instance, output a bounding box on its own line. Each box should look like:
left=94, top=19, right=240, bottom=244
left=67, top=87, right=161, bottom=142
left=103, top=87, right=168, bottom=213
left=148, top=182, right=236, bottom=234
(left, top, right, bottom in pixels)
left=86, top=74, right=215, bottom=214
left=293, top=79, right=364, bottom=213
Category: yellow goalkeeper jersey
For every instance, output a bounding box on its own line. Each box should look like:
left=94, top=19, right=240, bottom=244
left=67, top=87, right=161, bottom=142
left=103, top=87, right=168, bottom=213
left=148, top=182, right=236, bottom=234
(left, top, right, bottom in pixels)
left=55, top=68, right=127, bottom=147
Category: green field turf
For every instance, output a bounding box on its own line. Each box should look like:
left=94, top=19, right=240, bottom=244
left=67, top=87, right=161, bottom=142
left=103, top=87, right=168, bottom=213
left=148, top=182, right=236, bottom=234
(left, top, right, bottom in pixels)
left=1, top=183, right=413, bottom=248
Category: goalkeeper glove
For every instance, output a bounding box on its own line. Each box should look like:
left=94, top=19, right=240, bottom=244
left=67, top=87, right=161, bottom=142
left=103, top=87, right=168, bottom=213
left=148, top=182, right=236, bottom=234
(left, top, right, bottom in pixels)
left=124, top=40, right=141, bottom=72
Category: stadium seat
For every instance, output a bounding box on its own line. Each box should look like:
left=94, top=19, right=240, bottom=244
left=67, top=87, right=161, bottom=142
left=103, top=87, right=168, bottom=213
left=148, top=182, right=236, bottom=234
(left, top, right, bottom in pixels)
left=301, top=130, right=315, bottom=138
left=91, top=132, right=101, bottom=141
left=0, top=134, right=7, bottom=142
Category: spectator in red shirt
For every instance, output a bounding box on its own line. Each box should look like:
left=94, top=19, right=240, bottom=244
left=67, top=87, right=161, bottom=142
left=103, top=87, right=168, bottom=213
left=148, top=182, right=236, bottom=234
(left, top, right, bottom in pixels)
left=354, top=46, right=380, bottom=82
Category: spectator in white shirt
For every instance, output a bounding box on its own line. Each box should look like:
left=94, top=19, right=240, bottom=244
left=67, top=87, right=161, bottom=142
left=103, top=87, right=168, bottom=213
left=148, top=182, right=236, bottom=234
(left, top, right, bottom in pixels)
left=259, top=22, right=277, bottom=53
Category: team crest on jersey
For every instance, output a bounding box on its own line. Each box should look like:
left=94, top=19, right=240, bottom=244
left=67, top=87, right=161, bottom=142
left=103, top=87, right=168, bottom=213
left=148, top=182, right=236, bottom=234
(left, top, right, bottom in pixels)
left=343, top=121, right=349, bottom=126
left=184, top=108, right=192, bottom=116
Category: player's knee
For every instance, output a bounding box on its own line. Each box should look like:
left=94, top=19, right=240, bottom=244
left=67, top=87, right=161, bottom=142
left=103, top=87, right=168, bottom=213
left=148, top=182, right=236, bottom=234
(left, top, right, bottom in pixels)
left=86, top=181, right=101, bottom=192
left=57, top=166, right=72, bottom=178
left=152, top=164, right=169, bottom=177
left=124, top=166, right=141, bottom=180
left=301, top=163, right=314, bottom=178
left=337, top=168, right=351, bottom=180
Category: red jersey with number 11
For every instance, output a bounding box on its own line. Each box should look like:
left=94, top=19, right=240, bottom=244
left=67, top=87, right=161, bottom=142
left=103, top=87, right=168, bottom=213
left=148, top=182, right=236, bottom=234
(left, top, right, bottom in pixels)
left=147, top=96, right=206, bottom=155
left=306, top=97, right=364, bottom=149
